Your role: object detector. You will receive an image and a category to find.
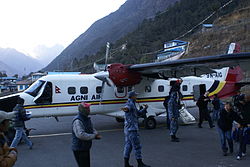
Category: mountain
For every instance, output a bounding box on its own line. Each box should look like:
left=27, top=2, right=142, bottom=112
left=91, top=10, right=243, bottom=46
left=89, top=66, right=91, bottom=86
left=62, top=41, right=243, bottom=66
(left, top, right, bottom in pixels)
left=32, top=44, right=64, bottom=66
left=63, top=0, right=246, bottom=73
left=0, top=48, right=43, bottom=76
left=44, top=0, right=180, bottom=71
left=0, top=60, right=16, bottom=76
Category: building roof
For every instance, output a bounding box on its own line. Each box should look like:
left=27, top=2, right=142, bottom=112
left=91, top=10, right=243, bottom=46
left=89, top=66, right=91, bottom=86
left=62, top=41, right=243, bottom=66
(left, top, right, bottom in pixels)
left=47, top=72, right=81, bottom=75
left=16, top=80, right=32, bottom=85
left=32, top=72, right=47, bottom=76
left=0, top=77, right=17, bottom=80
left=202, top=24, right=213, bottom=28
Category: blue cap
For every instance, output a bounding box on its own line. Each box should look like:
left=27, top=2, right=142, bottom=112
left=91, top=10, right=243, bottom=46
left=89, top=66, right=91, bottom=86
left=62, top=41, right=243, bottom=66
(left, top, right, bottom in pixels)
left=128, top=91, right=138, bottom=98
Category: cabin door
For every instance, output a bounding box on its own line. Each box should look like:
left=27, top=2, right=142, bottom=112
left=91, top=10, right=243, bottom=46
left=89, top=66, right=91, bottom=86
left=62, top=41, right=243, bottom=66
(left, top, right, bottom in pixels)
left=193, top=84, right=206, bottom=101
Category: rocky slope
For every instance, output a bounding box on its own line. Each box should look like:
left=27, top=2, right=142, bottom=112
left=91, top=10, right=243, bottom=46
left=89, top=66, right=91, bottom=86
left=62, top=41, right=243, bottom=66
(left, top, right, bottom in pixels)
left=186, top=6, right=250, bottom=58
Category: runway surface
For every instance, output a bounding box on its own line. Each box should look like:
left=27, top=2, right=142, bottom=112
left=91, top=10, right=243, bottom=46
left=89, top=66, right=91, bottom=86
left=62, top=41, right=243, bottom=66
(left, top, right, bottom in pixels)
left=14, top=108, right=250, bottom=167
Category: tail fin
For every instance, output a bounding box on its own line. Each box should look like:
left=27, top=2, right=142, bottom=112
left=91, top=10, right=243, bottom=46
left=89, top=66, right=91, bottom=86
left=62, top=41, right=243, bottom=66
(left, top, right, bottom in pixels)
left=227, top=43, right=241, bottom=54
left=225, top=43, right=243, bottom=82
left=225, top=66, right=244, bottom=82
left=206, top=43, right=243, bottom=82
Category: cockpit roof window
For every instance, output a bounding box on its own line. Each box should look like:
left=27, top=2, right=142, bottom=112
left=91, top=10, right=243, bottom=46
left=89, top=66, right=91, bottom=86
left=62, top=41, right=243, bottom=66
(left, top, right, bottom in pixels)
left=25, top=80, right=46, bottom=97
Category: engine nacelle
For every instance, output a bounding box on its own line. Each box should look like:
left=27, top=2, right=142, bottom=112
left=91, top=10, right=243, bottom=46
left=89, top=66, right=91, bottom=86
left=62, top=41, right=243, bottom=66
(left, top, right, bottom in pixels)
left=107, top=63, right=142, bottom=87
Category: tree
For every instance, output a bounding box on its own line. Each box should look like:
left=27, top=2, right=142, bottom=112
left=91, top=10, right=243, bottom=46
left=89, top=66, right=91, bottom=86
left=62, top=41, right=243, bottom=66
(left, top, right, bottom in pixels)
left=0, top=72, right=7, bottom=77
left=13, top=74, right=18, bottom=78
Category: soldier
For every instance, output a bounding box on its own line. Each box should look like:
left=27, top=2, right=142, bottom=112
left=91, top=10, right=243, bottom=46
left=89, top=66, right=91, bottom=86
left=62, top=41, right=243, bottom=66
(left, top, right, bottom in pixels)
left=168, top=80, right=182, bottom=142
left=0, top=110, right=17, bottom=167
left=121, top=91, right=150, bottom=167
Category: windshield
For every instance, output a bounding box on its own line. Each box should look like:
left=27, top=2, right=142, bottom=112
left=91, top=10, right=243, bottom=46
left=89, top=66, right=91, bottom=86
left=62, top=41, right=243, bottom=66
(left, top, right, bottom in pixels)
left=25, top=80, right=46, bottom=97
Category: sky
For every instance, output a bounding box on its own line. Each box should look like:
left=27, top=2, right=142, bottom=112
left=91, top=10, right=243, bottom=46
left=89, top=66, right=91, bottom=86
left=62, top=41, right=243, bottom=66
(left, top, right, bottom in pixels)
left=0, top=0, right=126, bottom=60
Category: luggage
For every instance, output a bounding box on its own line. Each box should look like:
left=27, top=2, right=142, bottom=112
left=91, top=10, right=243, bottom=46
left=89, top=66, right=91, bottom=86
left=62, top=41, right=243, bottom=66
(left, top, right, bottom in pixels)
left=179, top=106, right=196, bottom=124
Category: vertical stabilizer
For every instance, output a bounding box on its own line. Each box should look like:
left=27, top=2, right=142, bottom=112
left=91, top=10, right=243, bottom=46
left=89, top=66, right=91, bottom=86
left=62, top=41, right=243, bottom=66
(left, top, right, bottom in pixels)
left=227, top=43, right=241, bottom=54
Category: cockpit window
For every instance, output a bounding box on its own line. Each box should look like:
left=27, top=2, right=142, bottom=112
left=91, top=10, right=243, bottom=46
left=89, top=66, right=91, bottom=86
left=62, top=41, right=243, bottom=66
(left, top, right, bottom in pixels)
left=25, top=80, right=46, bottom=97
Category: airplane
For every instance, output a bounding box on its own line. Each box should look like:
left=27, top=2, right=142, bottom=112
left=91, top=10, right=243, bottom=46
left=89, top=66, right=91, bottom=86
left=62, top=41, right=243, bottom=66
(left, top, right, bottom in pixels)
left=0, top=50, right=250, bottom=129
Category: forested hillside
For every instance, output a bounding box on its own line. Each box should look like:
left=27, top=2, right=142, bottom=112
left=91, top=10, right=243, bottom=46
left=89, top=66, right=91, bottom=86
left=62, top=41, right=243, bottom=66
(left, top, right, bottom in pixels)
left=71, top=0, right=248, bottom=73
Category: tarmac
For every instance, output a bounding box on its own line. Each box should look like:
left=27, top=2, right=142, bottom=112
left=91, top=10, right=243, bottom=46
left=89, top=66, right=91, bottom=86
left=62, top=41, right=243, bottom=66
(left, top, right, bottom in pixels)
left=14, top=108, right=250, bottom=167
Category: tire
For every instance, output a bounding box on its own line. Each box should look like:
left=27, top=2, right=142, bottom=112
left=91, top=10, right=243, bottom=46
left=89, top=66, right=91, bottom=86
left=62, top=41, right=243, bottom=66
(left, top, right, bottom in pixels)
left=144, top=117, right=156, bottom=129
left=115, top=117, right=125, bottom=123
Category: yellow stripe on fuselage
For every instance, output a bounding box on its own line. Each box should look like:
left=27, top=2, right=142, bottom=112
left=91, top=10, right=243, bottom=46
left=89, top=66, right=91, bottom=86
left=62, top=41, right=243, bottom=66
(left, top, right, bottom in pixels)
left=24, top=96, right=197, bottom=110
left=24, top=97, right=167, bottom=109
left=209, top=81, right=226, bottom=96
left=182, top=96, right=193, bottom=100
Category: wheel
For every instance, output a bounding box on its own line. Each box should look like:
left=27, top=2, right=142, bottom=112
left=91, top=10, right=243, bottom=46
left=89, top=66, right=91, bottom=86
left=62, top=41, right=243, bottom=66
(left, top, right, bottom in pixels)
left=144, top=117, right=156, bottom=129
left=115, top=117, right=125, bottom=123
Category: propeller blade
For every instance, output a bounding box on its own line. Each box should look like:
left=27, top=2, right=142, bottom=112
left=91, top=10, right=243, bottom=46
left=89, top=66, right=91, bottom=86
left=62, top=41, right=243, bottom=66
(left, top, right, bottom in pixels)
left=100, top=81, right=105, bottom=103
left=94, top=71, right=109, bottom=82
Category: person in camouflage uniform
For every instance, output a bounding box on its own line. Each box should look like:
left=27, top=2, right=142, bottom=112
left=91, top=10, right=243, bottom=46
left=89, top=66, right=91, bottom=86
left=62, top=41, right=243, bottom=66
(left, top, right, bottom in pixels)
left=168, top=80, right=183, bottom=142
left=121, top=91, right=150, bottom=167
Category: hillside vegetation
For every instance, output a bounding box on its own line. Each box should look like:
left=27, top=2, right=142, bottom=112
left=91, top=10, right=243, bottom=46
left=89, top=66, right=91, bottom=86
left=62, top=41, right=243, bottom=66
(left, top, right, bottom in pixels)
left=187, top=6, right=250, bottom=58
left=71, top=0, right=248, bottom=73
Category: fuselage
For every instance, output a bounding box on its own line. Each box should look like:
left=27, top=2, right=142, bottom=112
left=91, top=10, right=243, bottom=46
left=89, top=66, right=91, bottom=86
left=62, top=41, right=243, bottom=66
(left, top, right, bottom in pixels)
left=9, top=68, right=237, bottom=118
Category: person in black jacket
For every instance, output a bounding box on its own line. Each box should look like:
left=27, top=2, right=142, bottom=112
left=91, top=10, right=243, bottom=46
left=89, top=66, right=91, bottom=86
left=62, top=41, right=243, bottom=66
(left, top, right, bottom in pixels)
left=212, top=94, right=222, bottom=122
left=217, top=102, right=241, bottom=156
left=232, top=90, right=245, bottom=113
left=10, top=97, right=33, bottom=149
left=196, top=91, right=214, bottom=128
left=236, top=95, right=250, bottom=160
left=163, top=96, right=170, bottom=129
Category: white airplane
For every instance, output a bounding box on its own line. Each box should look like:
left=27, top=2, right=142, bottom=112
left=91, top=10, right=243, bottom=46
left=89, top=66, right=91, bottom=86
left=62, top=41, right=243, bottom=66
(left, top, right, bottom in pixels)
left=0, top=52, right=250, bottom=129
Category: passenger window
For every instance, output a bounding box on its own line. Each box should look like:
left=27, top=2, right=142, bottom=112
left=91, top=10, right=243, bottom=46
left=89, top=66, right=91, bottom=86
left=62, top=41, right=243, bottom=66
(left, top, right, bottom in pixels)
left=80, top=87, right=88, bottom=94
left=182, top=85, right=188, bottom=91
left=68, top=87, right=76, bottom=94
left=96, top=86, right=102, bottom=94
left=117, top=87, right=124, bottom=93
left=158, top=85, right=164, bottom=92
left=145, top=86, right=151, bottom=92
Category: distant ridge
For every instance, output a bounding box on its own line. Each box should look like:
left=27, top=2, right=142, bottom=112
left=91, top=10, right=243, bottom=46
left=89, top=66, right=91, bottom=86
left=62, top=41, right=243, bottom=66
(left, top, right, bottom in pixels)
left=0, top=60, right=16, bottom=76
left=44, top=0, right=179, bottom=71
left=0, top=48, right=43, bottom=76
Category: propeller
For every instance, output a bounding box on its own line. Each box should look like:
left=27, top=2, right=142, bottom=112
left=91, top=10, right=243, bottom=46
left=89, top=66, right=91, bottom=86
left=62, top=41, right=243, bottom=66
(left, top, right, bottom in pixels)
left=93, top=42, right=114, bottom=102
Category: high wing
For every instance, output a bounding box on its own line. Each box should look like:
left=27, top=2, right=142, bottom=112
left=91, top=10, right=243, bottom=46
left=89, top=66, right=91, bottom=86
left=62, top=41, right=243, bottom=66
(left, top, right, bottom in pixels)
left=128, top=52, right=250, bottom=79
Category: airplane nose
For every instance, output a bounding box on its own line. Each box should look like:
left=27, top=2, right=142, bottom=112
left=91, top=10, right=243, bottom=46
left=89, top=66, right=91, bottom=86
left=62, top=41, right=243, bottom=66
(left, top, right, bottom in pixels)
left=0, top=95, right=19, bottom=112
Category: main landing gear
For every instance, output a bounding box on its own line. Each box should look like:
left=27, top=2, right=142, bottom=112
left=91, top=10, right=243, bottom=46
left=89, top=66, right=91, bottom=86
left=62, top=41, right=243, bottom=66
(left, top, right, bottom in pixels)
left=144, top=116, right=156, bottom=129
left=115, top=116, right=157, bottom=129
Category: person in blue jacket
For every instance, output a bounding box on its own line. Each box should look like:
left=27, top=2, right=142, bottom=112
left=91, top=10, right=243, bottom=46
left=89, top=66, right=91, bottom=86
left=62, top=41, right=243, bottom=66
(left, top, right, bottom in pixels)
left=121, top=91, right=150, bottom=167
